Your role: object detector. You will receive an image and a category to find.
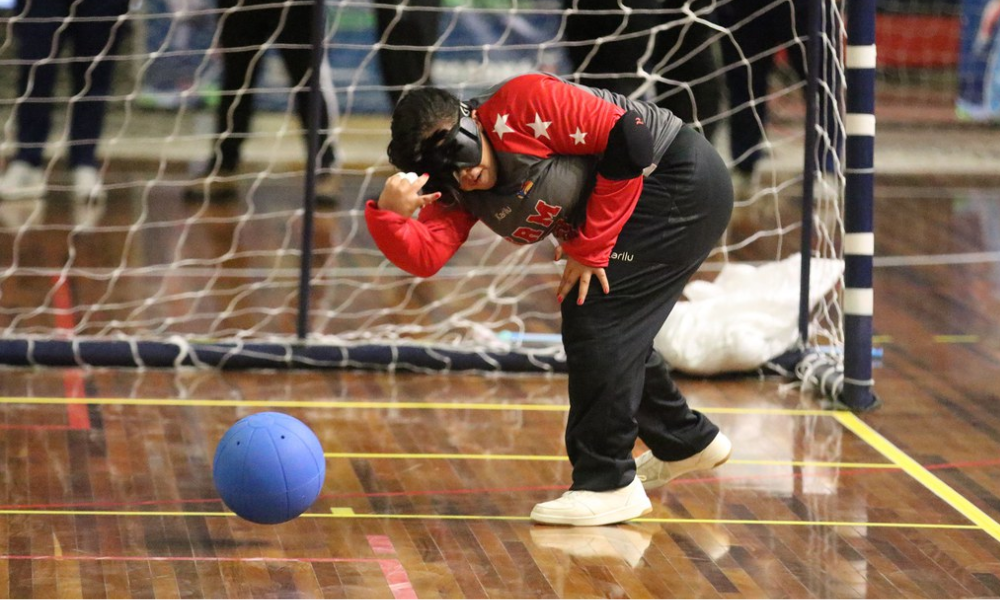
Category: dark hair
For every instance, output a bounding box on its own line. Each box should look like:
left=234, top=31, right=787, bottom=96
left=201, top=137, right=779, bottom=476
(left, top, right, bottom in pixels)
left=387, top=88, right=463, bottom=204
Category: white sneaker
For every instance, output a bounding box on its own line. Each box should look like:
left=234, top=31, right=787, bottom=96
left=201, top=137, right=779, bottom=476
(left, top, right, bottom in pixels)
left=72, top=196, right=106, bottom=230
left=73, top=166, right=106, bottom=202
left=530, top=477, right=652, bottom=527
left=0, top=160, right=45, bottom=201
left=0, top=199, right=42, bottom=229
left=635, top=432, right=732, bottom=491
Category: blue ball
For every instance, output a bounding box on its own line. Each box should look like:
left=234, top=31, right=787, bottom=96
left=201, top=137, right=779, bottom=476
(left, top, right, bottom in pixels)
left=213, top=412, right=326, bottom=525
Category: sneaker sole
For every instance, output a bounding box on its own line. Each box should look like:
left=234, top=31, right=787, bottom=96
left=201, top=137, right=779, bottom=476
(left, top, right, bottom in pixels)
left=639, top=445, right=733, bottom=491
left=530, top=502, right=652, bottom=527
left=713, top=447, right=733, bottom=469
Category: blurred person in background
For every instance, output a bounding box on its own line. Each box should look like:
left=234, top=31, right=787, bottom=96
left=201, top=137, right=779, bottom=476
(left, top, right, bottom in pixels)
left=375, top=0, right=441, bottom=108
left=187, top=0, right=442, bottom=204
left=185, top=0, right=341, bottom=203
left=715, top=0, right=843, bottom=200
left=561, top=0, right=724, bottom=143
left=0, top=0, right=130, bottom=204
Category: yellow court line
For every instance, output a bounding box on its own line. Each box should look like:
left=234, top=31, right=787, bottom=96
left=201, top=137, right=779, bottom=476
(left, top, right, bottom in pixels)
left=634, top=517, right=974, bottom=529
left=728, top=459, right=898, bottom=469
left=933, top=335, right=980, bottom=344
left=0, top=510, right=231, bottom=517
left=0, top=396, right=833, bottom=417
left=835, top=413, right=1000, bottom=544
left=324, top=452, right=897, bottom=470
left=0, top=508, right=976, bottom=530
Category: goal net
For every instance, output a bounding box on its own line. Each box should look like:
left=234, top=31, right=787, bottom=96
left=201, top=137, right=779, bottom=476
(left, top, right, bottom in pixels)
left=0, top=0, right=873, bottom=406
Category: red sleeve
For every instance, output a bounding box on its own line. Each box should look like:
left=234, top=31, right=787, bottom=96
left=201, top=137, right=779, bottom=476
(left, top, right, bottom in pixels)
left=364, top=200, right=478, bottom=278
left=560, top=176, right=643, bottom=268
left=477, top=74, right=643, bottom=268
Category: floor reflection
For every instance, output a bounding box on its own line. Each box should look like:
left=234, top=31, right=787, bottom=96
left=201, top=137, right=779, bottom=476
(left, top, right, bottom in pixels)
left=955, top=188, right=1000, bottom=299
left=531, top=525, right=653, bottom=567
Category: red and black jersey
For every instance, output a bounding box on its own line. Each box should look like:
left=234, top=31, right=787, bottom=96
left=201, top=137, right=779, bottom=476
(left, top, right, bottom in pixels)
left=366, top=73, right=683, bottom=277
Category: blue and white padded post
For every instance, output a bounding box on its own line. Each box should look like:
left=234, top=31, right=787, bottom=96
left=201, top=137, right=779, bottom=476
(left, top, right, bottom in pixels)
left=843, top=0, right=879, bottom=411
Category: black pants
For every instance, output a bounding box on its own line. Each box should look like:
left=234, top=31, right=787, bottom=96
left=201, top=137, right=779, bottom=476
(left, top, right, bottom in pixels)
left=12, top=0, right=130, bottom=168
left=562, top=0, right=723, bottom=141
left=215, top=0, right=336, bottom=171
left=715, top=0, right=841, bottom=174
left=561, top=127, right=733, bottom=491
left=374, top=0, right=441, bottom=108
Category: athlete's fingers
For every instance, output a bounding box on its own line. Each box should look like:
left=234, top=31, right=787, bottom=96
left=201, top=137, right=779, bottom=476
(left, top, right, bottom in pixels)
left=576, top=271, right=590, bottom=305
left=557, top=266, right=576, bottom=303
left=596, top=268, right=610, bottom=294
left=554, top=245, right=564, bottom=262
left=420, top=192, right=442, bottom=207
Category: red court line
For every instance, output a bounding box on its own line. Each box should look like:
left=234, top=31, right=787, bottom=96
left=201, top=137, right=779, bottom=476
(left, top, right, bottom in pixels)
left=0, top=485, right=567, bottom=511
left=368, top=535, right=417, bottom=600
left=0, top=424, right=81, bottom=431
left=63, top=372, right=90, bottom=430
left=367, top=535, right=397, bottom=555
left=0, top=497, right=225, bottom=510
left=51, top=275, right=91, bottom=431
left=0, top=554, right=395, bottom=565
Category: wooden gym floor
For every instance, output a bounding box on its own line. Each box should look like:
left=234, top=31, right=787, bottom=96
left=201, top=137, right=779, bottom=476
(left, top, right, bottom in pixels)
left=1, top=170, right=1000, bottom=598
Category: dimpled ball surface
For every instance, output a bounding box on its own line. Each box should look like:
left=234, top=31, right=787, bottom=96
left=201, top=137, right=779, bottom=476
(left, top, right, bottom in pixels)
left=212, top=412, right=325, bottom=524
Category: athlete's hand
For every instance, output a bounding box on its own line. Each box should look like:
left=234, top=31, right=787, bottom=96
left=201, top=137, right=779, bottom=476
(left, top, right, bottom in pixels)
left=376, top=172, right=441, bottom=218
left=554, top=245, right=609, bottom=305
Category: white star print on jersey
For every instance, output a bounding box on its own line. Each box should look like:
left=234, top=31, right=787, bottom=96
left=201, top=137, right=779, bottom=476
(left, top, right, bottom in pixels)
left=527, top=113, right=552, bottom=139
left=366, top=73, right=686, bottom=275
left=493, top=113, right=515, bottom=139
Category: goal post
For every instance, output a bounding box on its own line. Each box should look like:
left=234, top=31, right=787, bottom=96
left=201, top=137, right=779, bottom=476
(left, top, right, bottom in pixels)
left=841, top=0, right=878, bottom=410
left=0, top=0, right=878, bottom=409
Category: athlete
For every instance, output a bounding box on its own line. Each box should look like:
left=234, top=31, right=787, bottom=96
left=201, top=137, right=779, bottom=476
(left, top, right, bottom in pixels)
left=366, top=73, right=733, bottom=526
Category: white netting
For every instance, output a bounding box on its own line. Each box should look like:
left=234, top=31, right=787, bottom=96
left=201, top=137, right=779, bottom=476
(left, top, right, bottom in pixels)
left=0, top=0, right=851, bottom=370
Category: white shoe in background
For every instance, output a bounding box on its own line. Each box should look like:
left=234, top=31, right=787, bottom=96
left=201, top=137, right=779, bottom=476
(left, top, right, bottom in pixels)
left=71, top=195, right=106, bottom=230
left=315, top=172, right=341, bottom=206
left=73, top=166, right=106, bottom=203
left=71, top=166, right=107, bottom=229
left=0, top=160, right=46, bottom=201
left=530, top=477, right=652, bottom=526
left=811, top=172, right=841, bottom=234
left=0, top=199, right=42, bottom=229
left=814, top=172, right=840, bottom=202
left=635, top=432, right=732, bottom=491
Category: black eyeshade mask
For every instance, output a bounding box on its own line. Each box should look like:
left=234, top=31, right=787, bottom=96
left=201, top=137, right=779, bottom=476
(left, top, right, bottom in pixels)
left=418, top=102, right=483, bottom=186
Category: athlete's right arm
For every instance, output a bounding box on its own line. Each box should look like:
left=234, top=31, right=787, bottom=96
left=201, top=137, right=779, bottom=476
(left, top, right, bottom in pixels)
left=365, top=176, right=478, bottom=278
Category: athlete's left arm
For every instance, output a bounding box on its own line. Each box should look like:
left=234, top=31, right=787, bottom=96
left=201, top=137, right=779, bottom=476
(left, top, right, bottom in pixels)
left=492, top=74, right=653, bottom=268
